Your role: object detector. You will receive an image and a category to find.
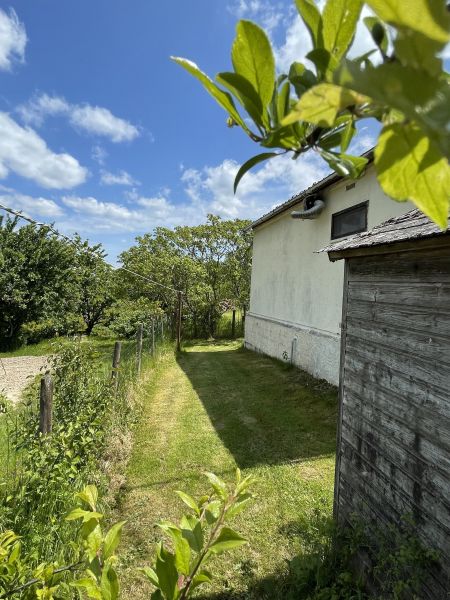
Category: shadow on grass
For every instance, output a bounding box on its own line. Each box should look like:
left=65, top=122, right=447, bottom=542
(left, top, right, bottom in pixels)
left=176, top=344, right=338, bottom=469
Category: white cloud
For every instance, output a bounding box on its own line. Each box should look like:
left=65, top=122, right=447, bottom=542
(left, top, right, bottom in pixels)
left=0, top=112, right=88, bottom=188
left=92, top=145, right=107, bottom=165
left=0, top=8, right=27, bottom=71
left=0, top=191, right=63, bottom=218
left=17, top=93, right=140, bottom=143
left=57, top=150, right=328, bottom=234
left=100, top=169, right=139, bottom=186
left=227, top=0, right=286, bottom=33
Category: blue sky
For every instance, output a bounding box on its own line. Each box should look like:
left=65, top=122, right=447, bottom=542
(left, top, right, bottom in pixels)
left=0, top=1, right=390, bottom=259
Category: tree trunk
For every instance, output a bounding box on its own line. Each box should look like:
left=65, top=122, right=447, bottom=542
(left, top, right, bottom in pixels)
left=231, top=309, right=236, bottom=338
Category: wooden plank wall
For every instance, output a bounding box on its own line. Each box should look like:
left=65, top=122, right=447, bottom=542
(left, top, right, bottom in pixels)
left=337, top=245, right=450, bottom=598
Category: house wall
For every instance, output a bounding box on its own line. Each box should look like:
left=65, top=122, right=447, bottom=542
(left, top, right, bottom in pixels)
left=245, top=166, right=412, bottom=384
left=336, top=244, right=450, bottom=597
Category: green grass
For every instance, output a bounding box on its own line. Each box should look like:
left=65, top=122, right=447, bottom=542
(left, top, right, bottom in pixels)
left=118, top=340, right=338, bottom=599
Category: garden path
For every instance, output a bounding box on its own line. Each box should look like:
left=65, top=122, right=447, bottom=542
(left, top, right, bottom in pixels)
left=0, top=355, right=48, bottom=404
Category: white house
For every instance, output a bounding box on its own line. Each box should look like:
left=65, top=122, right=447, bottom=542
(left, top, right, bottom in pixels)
left=244, top=158, right=413, bottom=385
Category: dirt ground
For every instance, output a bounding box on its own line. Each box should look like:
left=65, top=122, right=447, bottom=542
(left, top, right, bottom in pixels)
left=0, top=356, right=49, bottom=404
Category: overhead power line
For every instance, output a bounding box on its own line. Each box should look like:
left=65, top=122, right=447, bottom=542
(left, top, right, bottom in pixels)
left=0, top=202, right=183, bottom=295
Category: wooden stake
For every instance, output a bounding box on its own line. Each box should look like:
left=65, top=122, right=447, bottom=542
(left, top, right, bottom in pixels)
left=161, top=317, right=164, bottom=341
left=176, top=291, right=182, bottom=351
left=111, top=341, right=122, bottom=394
left=39, top=372, right=53, bottom=435
left=136, top=323, right=143, bottom=375
left=231, top=309, right=236, bottom=339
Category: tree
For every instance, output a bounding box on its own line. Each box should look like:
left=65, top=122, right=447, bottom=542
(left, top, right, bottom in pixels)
left=116, top=216, right=252, bottom=339
left=73, top=237, right=115, bottom=335
left=173, top=0, right=450, bottom=228
left=0, top=217, right=79, bottom=348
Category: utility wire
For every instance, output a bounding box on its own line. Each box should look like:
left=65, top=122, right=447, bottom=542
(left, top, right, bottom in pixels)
left=0, top=202, right=184, bottom=295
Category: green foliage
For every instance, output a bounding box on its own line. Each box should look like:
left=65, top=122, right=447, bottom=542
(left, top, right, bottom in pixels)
left=107, top=297, right=163, bottom=338
left=142, top=470, right=255, bottom=599
left=117, top=215, right=252, bottom=340
left=173, top=0, right=450, bottom=228
left=20, top=314, right=84, bottom=345
left=0, top=485, right=123, bottom=599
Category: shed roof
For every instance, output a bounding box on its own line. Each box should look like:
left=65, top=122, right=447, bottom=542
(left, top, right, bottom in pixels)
left=246, top=149, right=373, bottom=231
left=321, top=209, right=450, bottom=260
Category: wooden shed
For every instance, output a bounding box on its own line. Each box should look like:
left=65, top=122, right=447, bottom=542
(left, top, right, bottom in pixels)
left=322, top=209, right=450, bottom=598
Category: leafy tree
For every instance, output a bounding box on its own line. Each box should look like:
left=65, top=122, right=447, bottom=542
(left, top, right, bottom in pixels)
left=173, top=0, right=450, bottom=228
left=72, top=237, right=115, bottom=336
left=107, top=297, right=163, bottom=338
left=117, top=216, right=252, bottom=339
left=0, top=217, right=79, bottom=349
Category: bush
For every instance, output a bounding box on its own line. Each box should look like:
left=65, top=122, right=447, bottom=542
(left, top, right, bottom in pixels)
left=20, top=314, right=85, bottom=345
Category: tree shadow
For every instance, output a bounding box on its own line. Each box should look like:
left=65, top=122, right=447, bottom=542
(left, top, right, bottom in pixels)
left=176, top=345, right=338, bottom=469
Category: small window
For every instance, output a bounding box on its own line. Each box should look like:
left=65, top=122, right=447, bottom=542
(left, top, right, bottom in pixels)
left=331, top=201, right=368, bottom=240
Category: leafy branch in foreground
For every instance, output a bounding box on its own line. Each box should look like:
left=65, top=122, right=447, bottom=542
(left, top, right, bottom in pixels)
left=172, top=0, right=450, bottom=228
left=0, top=485, right=124, bottom=600
left=142, top=470, right=256, bottom=599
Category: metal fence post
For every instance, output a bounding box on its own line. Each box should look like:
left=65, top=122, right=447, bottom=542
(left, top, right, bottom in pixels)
left=39, top=372, right=53, bottom=435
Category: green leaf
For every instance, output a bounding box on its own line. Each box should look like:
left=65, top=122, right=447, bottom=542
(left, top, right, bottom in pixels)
left=321, top=150, right=368, bottom=178
left=141, top=567, right=159, bottom=587
left=180, top=515, right=204, bottom=553
left=171, top=56, right=253, bottom=136
left=234, top=152, right=279, bottom=193
left=295, top=0, right=323, bottom=48
left=71, top=578, right=102, bottom=600
left=366, top=0, right=450, bottom=43
left=288, top=62, right=317, bottom=97
left=101, top=564, right=119, bottom=600
left=209, top=527, right=248, bottom=555
left=283, top=83, right=368, bottom=127
left=76, top=485, right=98, bottom=511
left=154, top=543, right=179, bottom=600
left=157, top=522, right=191, bottom=575
left=231, top=20, right=276, bottom=109
left=226, top=494, right=254, bottom=518
left=66, top=508, right=103, bottom=523
left=190, top=570, right=213, bottom=592
left=103, top=521, right=126, bottom=560
left=322, top=0, right=363, bottom=61
left=394, top=30, right=444, bottom=76
left=363, top=16, right=388, bottom=53
left=276, top=81, right=291, bottom=124
left=341, top=119, right=356, bottom=152
left=335, top=61, right=440, bottom=127
left=175, top=490, right=200, bottom=515
left=306, top=48, right=338, bottom=77
left=375, top=123, right=450, bottom=228
left=216, top=72, right=267, bottom=129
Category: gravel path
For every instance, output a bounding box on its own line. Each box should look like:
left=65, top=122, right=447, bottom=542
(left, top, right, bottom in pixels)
left=0, top=356, right=49, bottom=404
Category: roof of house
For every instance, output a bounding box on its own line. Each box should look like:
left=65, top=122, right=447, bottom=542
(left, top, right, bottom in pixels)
left=246, top=148, right=374, bottom=231
left=320, top=209, right=450, bottom=259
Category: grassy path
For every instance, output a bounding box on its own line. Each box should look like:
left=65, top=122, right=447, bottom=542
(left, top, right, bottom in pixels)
left=119, top=341, right=337, bottom=599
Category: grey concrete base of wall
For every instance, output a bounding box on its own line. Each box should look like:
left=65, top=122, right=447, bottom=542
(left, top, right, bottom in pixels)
left=244, top=312, right=340, bottom=385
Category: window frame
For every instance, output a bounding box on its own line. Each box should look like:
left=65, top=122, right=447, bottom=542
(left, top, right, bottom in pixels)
left=331, top=201, right=368, bottom=240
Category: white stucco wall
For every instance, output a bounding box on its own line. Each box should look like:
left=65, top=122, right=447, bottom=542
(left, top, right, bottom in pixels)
left=245, top=165, right=413, bottom=385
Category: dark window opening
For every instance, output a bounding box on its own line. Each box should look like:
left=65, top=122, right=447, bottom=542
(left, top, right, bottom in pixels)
left=331, top=201, right=368, bottom=240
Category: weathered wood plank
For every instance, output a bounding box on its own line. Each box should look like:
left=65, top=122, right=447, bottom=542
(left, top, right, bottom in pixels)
left=348, top=251, right=450, bottom=283
left=348, top=280, right=450, bottom=312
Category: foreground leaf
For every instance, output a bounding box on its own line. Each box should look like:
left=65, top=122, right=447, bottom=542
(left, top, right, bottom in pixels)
left=234, top=152, right=279, bottom=193
left=366, top=0, right=450, bottom=43
left=375, top=123, right=450, bottom=228
left=231, top=20, right=275, bottom=109
left=283, top=83, right=368, bottom=127
left=103, top=521, right=126, bottom=560
left=295, top=0, right=323, bottom=48
left=209, top=527, right=248, bottom=554
left=322, top=0, right=363, bottom=62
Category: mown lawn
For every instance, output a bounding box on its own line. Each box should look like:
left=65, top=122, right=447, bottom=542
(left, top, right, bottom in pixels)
left=118, top=340, right=338, bottom=599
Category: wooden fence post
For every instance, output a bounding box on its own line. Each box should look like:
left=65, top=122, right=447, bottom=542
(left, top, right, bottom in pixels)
left=231, top=309, right=236, bottom=339
left=111, top=341, right=121, bottom=394
left=39, top=372, right=53, bottom=435
left=161, top=317, right=164, bottom=341
left=176, top=291, right=182, bottom=352
left=136, top=323, right=143, bottom=375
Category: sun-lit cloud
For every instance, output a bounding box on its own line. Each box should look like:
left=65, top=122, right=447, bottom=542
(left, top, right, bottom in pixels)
left=0, top=112, right=88, bottom=188
left=0, top=8, right=27, bottom=71
left=227, top=0, right=287, bottom=33
left=0, top=189, right=64, bottom=218
left=17, top=93, right=140, bottom=143
left=100, top=169, right=139, bottom=186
